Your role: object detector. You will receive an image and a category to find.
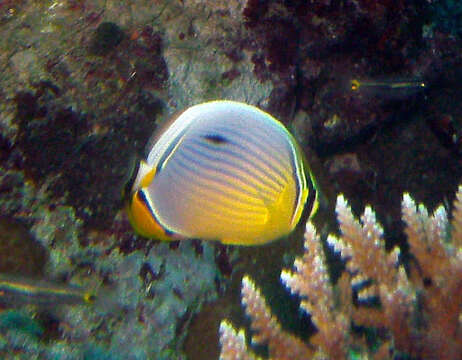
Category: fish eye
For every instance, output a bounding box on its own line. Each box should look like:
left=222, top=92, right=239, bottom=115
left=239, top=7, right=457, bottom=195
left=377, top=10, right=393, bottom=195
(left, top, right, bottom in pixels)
left=350, top=79, right=360, bottom=91
left=84, top=293, right=97, bottom=303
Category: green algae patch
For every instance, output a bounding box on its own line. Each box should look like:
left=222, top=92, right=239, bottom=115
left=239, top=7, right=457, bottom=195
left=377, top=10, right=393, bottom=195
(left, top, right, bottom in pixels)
left=0, top=310, right=44, bottom=339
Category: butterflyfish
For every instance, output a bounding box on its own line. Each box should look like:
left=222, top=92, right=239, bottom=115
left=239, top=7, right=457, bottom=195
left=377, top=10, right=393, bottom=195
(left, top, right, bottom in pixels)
left=0, top=273, right=96, bottom=306
left=125, top=100, right=317, bottom=245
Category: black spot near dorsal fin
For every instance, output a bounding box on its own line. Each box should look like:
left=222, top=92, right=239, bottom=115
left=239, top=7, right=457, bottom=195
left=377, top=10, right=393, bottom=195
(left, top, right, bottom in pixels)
left=203, top=134, right=228, bottom=144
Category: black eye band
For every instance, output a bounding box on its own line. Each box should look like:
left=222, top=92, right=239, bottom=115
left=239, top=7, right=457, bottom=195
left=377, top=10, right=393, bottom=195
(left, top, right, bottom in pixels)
left=136, top=190, right=174, bottom=237
left=136, top=189, right=154, bottom=217
left=123, top=159, right=141, bottom=202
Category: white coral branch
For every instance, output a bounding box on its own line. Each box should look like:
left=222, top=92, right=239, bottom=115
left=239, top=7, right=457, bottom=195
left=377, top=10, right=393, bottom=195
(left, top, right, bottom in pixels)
left=402, top=193, right=451, bottom=282
left=241, top=276, right=313, bottom=360
left=219, top=320, right=261, bottom=360
left=451, top=185, right=462, bottom=250
left=328, top=194, right=399, bottom=288
left=281, top=222, right=333, bottom=318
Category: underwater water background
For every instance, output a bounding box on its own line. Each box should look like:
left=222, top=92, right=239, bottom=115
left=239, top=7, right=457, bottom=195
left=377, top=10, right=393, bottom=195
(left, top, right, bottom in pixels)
left=0, top=0, right=461, bottom=359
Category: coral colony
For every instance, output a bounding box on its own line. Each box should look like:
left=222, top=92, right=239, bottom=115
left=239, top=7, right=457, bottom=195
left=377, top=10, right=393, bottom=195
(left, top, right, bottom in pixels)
left=220, top=187, right=462, bottom=359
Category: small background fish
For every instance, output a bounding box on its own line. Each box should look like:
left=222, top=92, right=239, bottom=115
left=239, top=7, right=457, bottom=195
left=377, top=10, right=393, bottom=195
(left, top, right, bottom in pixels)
left=349, top=77, right=426, bottom=100
left=0, top=273, right=95, bottom=307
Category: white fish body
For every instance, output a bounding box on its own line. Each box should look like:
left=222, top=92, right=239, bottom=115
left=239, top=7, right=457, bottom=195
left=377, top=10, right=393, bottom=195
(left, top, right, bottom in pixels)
left=127, top=100, right=315, bottom=245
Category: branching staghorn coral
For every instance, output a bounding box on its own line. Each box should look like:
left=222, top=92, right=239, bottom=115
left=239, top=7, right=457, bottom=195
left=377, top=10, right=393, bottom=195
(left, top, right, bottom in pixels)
left=220, top=186, right=462, bottom=359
